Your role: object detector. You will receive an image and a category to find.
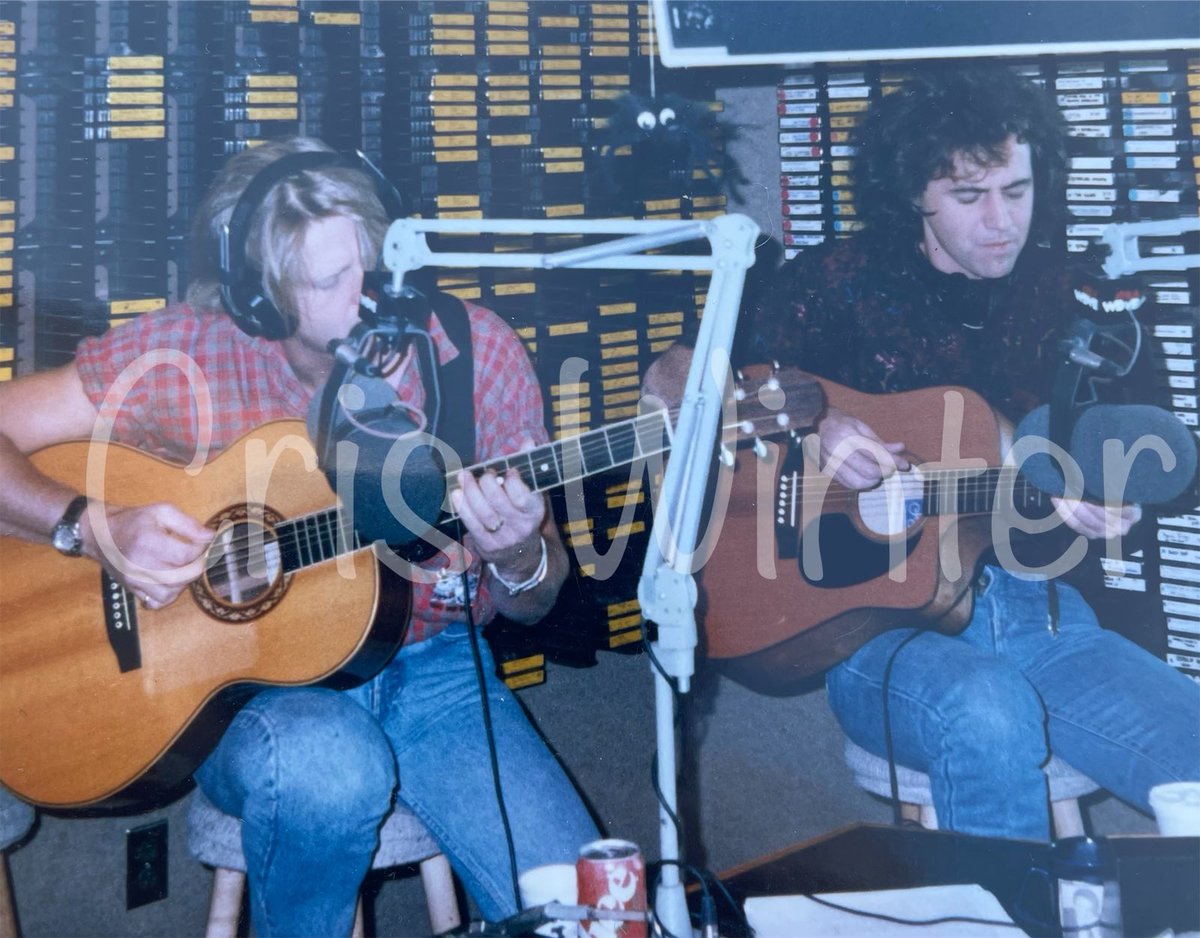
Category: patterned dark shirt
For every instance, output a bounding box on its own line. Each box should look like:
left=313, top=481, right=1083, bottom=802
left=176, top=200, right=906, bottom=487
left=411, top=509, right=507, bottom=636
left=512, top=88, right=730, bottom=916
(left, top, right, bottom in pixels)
left=744, top=234, right=1077, bottom=425
left=739, top=234, right=1130, bottom=582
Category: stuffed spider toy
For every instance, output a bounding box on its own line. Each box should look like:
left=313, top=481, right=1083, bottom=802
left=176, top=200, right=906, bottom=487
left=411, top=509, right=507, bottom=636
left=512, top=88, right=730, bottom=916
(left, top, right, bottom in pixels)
left=591, top=92, right=744, bottom=205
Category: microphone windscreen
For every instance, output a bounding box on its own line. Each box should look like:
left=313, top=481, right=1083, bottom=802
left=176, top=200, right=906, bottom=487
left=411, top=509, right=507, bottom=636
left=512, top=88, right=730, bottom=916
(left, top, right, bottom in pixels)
left=1014, top=404, right=1198, bottom=506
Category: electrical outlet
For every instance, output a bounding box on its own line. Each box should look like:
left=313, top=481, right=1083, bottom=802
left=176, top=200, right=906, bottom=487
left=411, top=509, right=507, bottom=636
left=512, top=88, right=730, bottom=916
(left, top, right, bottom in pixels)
left=126, top=819, right=168, bottom=909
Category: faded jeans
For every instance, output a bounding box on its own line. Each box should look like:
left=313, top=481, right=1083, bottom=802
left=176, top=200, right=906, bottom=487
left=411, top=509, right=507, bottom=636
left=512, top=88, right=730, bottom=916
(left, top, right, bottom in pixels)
left=195, top=622, right=598, bottom=936
left=827, top=565, right=1200, bottom=840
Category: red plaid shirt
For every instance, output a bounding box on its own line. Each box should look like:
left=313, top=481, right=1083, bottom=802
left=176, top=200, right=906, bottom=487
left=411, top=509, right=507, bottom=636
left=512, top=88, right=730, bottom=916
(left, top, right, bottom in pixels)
left=75, top=302, right=548, bottom=643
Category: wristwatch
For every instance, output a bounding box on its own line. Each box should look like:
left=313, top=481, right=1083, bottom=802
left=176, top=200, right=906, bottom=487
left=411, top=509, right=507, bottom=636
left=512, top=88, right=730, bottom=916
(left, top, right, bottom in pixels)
left=50, top=495, right=89, bottom=557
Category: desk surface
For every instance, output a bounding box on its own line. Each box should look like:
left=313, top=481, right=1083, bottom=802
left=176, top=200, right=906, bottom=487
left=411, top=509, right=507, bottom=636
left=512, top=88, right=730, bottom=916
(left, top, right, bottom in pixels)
left=713, top=824, right=1200, bottom=938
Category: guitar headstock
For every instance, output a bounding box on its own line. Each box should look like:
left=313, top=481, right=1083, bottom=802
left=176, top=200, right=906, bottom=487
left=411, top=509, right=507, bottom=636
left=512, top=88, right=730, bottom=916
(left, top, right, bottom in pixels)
left=728, top=364, right=825, bottom=445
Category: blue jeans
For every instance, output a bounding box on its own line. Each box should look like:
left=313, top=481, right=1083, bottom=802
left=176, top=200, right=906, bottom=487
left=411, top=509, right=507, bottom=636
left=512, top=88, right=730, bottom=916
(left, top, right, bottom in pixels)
left=195, top=623, right=598, bottom=937
left=827, top=565, right=1200, bottom=841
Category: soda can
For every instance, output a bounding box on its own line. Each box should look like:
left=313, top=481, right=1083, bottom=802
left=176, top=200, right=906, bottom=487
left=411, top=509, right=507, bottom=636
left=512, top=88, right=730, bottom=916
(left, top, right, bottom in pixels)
left=576, top=838, right=648, bottom=938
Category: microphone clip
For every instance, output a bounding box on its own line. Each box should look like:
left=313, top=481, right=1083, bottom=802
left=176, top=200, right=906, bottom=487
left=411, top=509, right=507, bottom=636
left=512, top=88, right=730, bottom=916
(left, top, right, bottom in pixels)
left=1058, top=315, right=1141, bottom=388
left=327, top=274, right=433, bottom=378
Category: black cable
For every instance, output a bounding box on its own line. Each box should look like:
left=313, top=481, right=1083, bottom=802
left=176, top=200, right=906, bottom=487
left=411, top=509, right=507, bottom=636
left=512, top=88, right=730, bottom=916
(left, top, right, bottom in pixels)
left=411, top=327, right=442, bottom=439
left=643, top=635, right=759, bottom=938
left=704, top=871, right=755, bottom=937
left=651, top=860, right=704, bottom=938
left=802, top=891, right=1022, bottom=928
left=455, top=530, right=522, bottom=913
left=641, top=631, right=694, bottom=938
left=642, top=632, right=689, bottom=846
left=880, top=627, right=930, bottom=827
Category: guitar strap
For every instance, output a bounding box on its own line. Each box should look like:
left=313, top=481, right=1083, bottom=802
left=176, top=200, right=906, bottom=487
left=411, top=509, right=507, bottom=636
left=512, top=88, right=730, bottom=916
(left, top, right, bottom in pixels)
left=428, top=290, right=475, bottom=466
left=1044, top=359, right=1084, bottom=637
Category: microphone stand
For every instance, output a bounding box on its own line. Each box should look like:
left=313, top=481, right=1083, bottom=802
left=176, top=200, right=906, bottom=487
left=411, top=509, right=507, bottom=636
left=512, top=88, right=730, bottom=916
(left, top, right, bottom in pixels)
left=382, top=214, right=760, bottom=937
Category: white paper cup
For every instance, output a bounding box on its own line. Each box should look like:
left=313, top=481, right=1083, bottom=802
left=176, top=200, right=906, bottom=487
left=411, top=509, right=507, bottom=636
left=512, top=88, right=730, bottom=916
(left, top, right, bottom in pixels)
left=519, top=863, right=580, bottom=938
left=1149, top=782, right=1200, bottom=836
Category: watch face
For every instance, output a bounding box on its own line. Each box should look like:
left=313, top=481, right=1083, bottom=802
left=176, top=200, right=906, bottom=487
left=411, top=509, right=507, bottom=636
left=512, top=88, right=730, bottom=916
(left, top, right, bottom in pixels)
left=52, top=522, right=82, bottom=555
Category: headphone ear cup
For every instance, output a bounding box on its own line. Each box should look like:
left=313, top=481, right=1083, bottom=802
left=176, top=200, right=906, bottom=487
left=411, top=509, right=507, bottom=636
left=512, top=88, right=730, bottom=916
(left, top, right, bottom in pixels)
left=221, top=265, right=290, bottom=339
left=237, top=267, right=289, bottom=339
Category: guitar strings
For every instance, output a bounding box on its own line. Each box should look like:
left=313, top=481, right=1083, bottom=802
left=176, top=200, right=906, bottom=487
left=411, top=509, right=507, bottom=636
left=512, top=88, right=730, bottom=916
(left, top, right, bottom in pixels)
left=195, top=378, right=810, bottom=569
left=199, top=429, right=1058, bottom=574
left=779, top=467, right=1050, bottom=512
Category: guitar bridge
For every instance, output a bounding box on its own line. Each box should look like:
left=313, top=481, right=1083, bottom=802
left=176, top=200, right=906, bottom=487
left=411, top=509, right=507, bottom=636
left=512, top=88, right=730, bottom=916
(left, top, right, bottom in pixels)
left=101, top=570, right=142, bottom=673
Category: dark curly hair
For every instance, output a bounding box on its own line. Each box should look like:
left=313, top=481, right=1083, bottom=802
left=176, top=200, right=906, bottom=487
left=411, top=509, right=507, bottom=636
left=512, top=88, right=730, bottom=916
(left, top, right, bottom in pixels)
left=854, top=64, right=1066, bottom=247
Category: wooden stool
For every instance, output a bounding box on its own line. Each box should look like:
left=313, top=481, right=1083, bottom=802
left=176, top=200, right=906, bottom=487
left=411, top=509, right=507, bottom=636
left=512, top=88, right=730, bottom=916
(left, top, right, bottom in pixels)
left=844, top=739, right=1101, bottom=837
left=186, top=789, right=461, bottom=938
left=0, top=788, right=34, bottom=938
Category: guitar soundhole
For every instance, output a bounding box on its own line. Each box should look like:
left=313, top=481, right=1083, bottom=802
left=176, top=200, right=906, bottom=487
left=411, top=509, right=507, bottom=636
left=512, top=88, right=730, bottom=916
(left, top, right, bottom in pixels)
left=192, top=504, right=289, bottom=623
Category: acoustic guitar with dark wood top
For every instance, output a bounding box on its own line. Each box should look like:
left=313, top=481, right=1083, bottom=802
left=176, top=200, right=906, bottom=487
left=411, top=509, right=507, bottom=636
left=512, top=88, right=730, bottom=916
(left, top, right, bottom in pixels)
left=700, top=375, right=1057, bottom=696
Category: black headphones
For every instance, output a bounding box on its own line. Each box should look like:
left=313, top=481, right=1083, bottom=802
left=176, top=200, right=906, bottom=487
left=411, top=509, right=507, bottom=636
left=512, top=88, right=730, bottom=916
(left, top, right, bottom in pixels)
left=219, top=149, right=405, bottom=339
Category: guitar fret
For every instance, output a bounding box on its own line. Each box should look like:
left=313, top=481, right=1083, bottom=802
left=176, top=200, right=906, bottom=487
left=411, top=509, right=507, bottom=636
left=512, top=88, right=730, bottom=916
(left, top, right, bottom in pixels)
left=510, top=452, right=537, bottom=490
left=634, top=413, right=667, bottom=457
left=316, top=513, right=338, bottom=562
left=482, top=459, right=509, bottom=477
left=298, top=516, right=315, bottom=568
left=529, top=445, right=561, bottom=491
left=277, top=523, right=303, bottom=573
left=276, top=509, right=357, bottom=573
left=558, top=435, right=586, bottom=483
left=577, top=433, right=610, bottom=477
left=605, top=423, right=638, bottom=466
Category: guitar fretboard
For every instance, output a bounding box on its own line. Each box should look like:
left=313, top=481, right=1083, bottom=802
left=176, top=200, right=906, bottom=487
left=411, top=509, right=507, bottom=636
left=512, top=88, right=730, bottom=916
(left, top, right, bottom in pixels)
left=447, top=409, right=672, bottom=514
left=275, top=510, right=360, bottom=574
left=921, top=467, right=1051, bottom=517
left=267, top=409, right=673, bottom=571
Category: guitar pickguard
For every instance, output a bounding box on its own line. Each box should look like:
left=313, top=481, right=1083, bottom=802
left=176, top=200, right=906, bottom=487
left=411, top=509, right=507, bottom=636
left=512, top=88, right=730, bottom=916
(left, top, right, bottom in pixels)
left=798, top=513, right=922, bottom=589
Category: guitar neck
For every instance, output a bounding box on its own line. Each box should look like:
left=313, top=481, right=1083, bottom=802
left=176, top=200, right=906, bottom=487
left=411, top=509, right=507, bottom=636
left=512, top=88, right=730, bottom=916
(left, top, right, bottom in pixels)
left=263, top=410, right=673, bottom=565
left=921, top=466, right=1052, bottom=518
left=445, top=409, right=673, bottom=516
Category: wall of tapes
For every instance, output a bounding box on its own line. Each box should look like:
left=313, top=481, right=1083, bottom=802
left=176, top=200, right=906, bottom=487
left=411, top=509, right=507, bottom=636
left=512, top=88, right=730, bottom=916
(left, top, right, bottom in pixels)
left=773, top=53, right=1200, bottom=682
left=2, top=0, right=733, bottom=685
left=7, top=2, right=1195, bottom=684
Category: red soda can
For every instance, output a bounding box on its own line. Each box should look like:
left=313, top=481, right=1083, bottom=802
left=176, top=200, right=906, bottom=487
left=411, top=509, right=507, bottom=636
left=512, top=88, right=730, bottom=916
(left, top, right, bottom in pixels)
left=576, top=838, right=648, bottom=938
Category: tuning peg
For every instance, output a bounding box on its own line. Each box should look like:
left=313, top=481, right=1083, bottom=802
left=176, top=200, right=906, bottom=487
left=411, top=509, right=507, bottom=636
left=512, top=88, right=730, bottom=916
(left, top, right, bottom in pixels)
left=719, top=443, right=735, bottom=467
left=733, top=369, right=747, bottom=402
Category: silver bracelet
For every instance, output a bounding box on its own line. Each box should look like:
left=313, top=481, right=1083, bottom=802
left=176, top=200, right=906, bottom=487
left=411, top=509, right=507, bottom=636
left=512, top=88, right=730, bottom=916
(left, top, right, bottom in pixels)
left=487, top=536, right=548, bottom=596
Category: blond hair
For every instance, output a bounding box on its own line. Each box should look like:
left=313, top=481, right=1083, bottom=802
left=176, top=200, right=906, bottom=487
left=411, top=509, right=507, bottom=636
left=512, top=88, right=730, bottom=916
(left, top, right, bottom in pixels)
left=186, top=137, right=393, bottom=333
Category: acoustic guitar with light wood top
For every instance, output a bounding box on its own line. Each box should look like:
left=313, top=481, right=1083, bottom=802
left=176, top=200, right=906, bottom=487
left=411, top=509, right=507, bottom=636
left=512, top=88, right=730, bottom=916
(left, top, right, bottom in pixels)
left=0, top=368, right=822, bottom=810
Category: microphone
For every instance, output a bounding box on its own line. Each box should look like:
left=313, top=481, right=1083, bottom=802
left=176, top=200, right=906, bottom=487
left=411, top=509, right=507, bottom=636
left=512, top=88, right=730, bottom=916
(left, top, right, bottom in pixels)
left=1014, top=403, right=1198, bottom=506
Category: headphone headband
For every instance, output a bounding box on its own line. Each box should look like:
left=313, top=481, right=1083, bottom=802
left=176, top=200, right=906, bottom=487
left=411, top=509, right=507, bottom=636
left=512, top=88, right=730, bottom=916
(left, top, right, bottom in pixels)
left=219, top=149, right=403, bottom=339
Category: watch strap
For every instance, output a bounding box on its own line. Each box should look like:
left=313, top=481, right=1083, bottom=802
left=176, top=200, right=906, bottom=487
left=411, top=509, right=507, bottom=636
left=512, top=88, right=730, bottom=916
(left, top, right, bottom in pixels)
left=52, top=495, right=90, bottom=556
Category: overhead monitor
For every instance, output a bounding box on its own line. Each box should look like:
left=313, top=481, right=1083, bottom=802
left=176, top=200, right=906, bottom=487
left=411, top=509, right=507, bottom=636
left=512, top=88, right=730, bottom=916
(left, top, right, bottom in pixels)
left=653, top=1, right=1200, bottom=68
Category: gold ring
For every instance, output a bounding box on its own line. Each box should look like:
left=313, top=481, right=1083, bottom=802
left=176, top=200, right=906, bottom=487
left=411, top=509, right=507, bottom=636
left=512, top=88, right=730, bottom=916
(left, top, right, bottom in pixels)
left=484, top=519, right=504, bottom=534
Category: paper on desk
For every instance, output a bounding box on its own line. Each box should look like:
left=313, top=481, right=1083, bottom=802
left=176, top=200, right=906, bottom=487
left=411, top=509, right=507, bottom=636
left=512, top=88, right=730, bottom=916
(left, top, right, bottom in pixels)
left=745, top=883, right=1017, bottom=936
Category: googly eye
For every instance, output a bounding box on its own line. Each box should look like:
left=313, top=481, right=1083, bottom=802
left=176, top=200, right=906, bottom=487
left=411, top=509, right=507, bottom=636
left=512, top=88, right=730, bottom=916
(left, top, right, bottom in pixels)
left=658, top=107, right=676, bottom=126
left=636, top=110, right=657, bottom=130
